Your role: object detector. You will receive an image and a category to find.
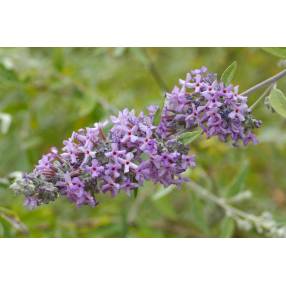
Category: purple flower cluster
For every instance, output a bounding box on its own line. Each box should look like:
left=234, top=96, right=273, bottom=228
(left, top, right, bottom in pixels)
left=16, top=107, right=195, bottom=208
left=12, top=66, right=261, bottom=209
left=158, top=66, right=261, bottom=145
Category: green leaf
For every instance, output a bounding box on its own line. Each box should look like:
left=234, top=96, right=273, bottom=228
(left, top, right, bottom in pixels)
left=0, top=221, right=4, bottom=237
left=262, top=48, right=286, bottom=59
left=52, top=48, right=65, bottom=71
left=113, top=47, right=127, bottom=57
left=152, top=195, right=178, bottom=220
left=0, top=207, right=28, bottom=234
left=225, top=161, right=249, bottom=198
left=178, top=130, right=202, bottom=145
left=190, top=192, right=208, bottom=234
left=0, top=63, right=18, bottom=82
left=269, top=88, right=286, bottom=118
left=219, top=217, right=235, bottom=238
left=153, top=104, right=163, bottom=126
left=130, top=48, right=148, bottom=66
left=0, top=112, right=12, bottom=134
left=0, top=177, right=9, bottom=187
left=220, top=61, right=237, bottom=86
left=133, top=188, right=138, bottom=199
left=153, top=109, right=161, bottom=126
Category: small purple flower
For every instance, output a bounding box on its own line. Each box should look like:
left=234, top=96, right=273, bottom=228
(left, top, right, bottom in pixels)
left=147, top=105, right=159, bottom=119
left=243, top=132, right=258, bottom=145
left=62, top=139, right=77, bottom=163
left=187, top=74, right=205, bottom=92
left=105, top=143, right=126, bottom=161
left=121, top=178, right=139, bottom=196
left=139, top=129, right=157, bottom=154
left=56, top=172, right=73, bottom=191
left=24, top=197, right=39, bottom=209
left=86, top=159, right=104, bottom=178
left=79, top=144, right=97, bottom=166
left=104, top=162, right=121, bottom=178
left=70, top=177, right=85, bottom=192
left=118, top=152, right=138, bottom=173
left=228, top=105, right=247, bottom=121
left=121, top=125, right=139, bottom=144
left=185, top=104, right=200, bottom=128
left=36, top=154, right=53, bottom=172
left=181, top=155, right=196, bottom=169
left=102, top=177, right=120, bottom=197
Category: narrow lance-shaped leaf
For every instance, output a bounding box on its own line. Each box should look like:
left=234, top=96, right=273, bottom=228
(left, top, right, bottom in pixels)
left=269, top=87, right=286, bottom=118
left=189, top=192, right=209, bottom=234
left=178, top=130, right=202, bottom=145
left=153, top=100, right=164, bottom=126
left=0, top=113, right=12, bottom=134
left=219, top=217, right=235, bottom=238
left=220, top=61, right=238, bottom=86
left=225, top=161, right=249, bottom=198
left=133, top=188, right=138, bottom=199
left=129, top=48, right=148, bottom=66
left=262, top=48, right=286, bottom=59
left=0, top=207, right=28, bottom=234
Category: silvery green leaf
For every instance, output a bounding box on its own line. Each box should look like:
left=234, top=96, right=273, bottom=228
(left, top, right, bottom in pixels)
left=0, top=207, right=28, bottom=234
left=269, top=87, right=286, bottom=118
left=8, top=171, right=23, bottom=180
left=262, top=48, right=286, bottom=59
left=178, top=130, right=202, bottom=145
left=190, top=192, right=209, bottom=234
left=133, top=188, right=138, bottom=199
left=130, top=48, right=148, bottom=66
left=220, top=61, right=237, bottom=86
left=153, top=104, right=163, bottom=126
left=219, top=217, right=235, bottom=238
left=0, top=112, right=12, bottom=134
left=225, top=161, right=249, bottom=198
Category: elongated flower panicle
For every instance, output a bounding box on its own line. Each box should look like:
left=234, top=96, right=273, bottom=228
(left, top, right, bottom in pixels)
left=12, top=108, right=195, bottom=208
left=158, top=67, right=261, bottom=145
left=12, top=66, right=262, bottom=208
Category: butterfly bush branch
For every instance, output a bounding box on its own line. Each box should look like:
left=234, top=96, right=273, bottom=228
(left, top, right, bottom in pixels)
left=10, top=66, right=267, bottom=209
left=188, top=180, right=286, bottom=237
left=249, top=84, right=275, bottom=111
left=239, top=68, right=286, bottom=97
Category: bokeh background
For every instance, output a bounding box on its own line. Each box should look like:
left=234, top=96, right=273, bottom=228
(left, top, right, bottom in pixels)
left=0, top=47, right=286, bottom=237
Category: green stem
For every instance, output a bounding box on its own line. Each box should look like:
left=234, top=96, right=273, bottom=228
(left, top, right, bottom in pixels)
left=249, top=84, right=274, bottom=111
left=240, top=69, right=286, bottom=97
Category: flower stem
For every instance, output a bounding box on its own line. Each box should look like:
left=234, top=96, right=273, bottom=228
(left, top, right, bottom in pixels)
left=249, top=84, right=274, bottom=111
left=240, top=69, right=286, bottom=97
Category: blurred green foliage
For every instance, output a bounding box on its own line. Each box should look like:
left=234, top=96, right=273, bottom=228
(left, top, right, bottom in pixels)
left=1, top=47, right=286, bottom=237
